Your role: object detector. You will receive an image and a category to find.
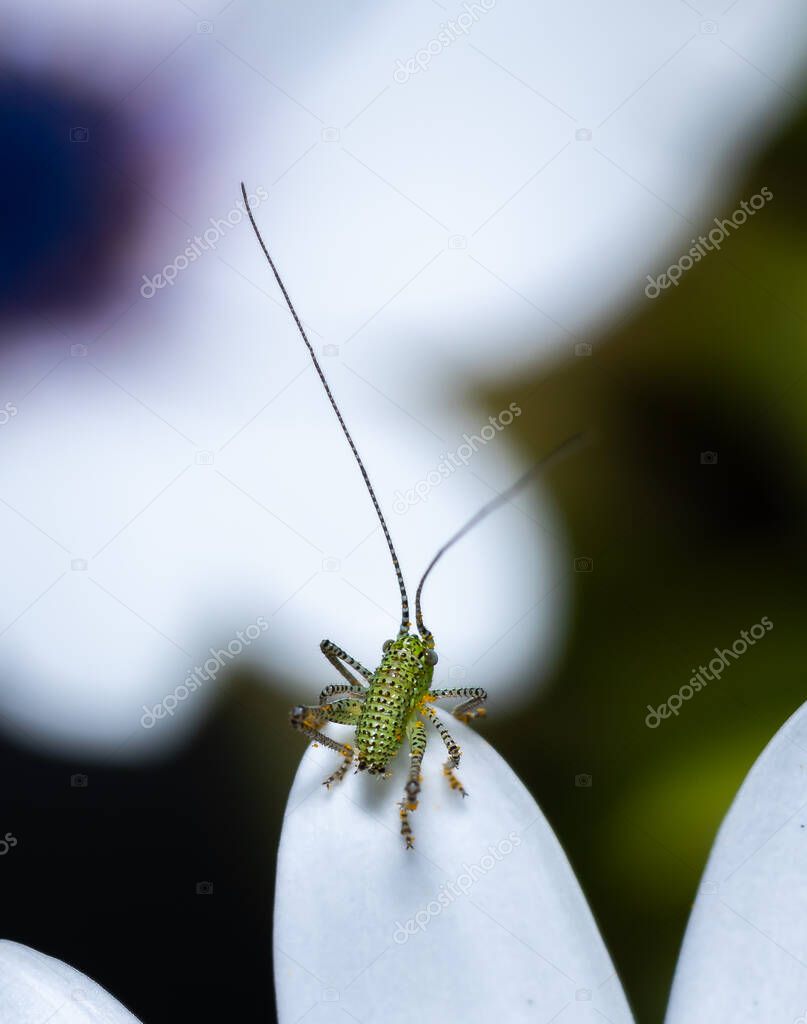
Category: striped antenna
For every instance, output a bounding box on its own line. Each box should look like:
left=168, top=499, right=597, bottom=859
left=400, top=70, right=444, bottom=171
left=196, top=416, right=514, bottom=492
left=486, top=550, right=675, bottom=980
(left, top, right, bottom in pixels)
left=415, top=433, right=586, bottom=648
left=241, top=183, right=411, bottom=637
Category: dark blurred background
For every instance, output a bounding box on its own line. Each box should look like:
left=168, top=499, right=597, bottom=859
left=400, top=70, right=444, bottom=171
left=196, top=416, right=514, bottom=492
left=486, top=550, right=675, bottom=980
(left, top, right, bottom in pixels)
left=2, top=32, right=806, bottom=1024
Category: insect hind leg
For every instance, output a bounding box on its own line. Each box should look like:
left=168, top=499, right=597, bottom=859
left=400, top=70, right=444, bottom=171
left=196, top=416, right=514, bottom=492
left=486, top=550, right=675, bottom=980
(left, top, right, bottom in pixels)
left=420, top=702, right=468, bottom=798
left=399, top=719, right=427, bottom=850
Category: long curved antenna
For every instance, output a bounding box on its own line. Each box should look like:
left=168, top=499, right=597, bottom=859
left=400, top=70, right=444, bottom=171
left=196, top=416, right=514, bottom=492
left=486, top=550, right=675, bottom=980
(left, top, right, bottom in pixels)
left=415, top=433, right=586, bottom=648
left=241, top=182, right=411, bottom=636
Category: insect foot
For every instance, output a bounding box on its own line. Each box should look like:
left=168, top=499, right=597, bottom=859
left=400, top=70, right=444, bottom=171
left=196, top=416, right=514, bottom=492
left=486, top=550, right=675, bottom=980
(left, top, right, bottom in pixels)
left=443, top=761, right=468, bottom=798
left=457, top=706, right=487, bottom=724
left=399, top=800, right=416, bottom=850
left=322, top=745, right=354, bottom=789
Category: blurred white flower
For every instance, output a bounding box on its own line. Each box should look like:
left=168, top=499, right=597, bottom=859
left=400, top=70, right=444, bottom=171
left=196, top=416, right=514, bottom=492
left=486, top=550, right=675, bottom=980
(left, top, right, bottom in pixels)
left=0, top=0, right=805, bottom=760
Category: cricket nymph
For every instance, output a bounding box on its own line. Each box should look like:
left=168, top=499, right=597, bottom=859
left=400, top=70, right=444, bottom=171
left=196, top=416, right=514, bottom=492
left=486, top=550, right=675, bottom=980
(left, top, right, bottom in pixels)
left=242, top=180, right=578, bottom=848
left=289, top=632, right=486, bottom=848
left=355, top=634, right=436, bottom=773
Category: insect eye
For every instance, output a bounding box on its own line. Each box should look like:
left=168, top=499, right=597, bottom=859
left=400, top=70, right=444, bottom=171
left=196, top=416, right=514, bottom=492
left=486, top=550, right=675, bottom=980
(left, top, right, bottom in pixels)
left=426, top=650, right=438, bottom=666
left=382, top=639, right=393, bottom=653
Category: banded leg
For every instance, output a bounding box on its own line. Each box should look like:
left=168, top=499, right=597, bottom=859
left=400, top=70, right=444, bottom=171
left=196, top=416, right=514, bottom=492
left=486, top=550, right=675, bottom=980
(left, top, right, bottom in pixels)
left=430, top=687, right=487, bottom=724
left=320, top=639, right=374, bottom=687
left=318, top=682, right=366, bottom=706
left=399, top=719, right=427, bottom=850
left=290, top=698, right=364, bottom=788
left=420, top=703, right=467, bottom=797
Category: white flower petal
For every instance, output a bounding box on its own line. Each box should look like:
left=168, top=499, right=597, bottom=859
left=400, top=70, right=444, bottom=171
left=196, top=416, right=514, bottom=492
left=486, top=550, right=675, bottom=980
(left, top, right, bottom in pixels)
left=275, top=722, right=634, bottom=1023
left=0, top=941, right=141, bottom=1023
left=666, top=701, right=807, bottom=1023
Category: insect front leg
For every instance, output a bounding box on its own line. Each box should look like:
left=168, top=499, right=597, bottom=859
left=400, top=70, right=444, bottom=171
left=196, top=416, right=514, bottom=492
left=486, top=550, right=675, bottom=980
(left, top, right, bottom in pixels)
left=320, top=639, right=374, bottom=690
left=429, top=687, right=488, bottom=724
left=420, top=702, right=468, bottom=798
left=399, top=718, right=427, bottom=851
left=318, top=682, right=367, bottom=705
left=290, top=697, right=364, bottom=788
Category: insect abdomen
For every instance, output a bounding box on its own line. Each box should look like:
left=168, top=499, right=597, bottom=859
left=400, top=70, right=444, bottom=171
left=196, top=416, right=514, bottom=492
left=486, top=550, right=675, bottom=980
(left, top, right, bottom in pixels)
left=356, top=650, right=429, bottom=770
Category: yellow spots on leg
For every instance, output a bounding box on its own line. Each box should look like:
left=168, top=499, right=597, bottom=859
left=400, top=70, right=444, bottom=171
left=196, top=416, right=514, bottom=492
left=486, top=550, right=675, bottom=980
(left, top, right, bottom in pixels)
left=322, top=744, right=354, bottom=789
left=418, top=701, right=436, bottom=721
left=398, top=802, right=416, bottom=849
left=443, top=762, right=468, bottom=798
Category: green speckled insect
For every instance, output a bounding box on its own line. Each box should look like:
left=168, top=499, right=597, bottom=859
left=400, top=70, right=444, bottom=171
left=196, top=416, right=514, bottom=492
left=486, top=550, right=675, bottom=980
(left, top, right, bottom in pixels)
left=242, top=183, right=579, bottom=848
